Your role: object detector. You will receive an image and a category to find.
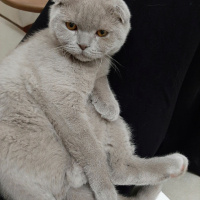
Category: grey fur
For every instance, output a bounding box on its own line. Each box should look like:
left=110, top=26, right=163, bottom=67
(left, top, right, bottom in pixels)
left=0, top=0, right=188, bottom=200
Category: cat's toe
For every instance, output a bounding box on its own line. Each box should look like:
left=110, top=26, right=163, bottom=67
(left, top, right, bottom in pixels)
left=167, top=153, right=188, bottom=178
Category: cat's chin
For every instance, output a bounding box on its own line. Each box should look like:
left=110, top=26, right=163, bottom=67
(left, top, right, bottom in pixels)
left=73, top=54, right=95, bottom=63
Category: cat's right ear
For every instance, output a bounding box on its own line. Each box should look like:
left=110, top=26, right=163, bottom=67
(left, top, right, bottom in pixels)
left=115, top=0, right=131, bottom=24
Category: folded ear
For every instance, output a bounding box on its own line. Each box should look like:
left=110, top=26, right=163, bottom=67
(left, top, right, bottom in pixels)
left=115, top=0, right=131, bottom=24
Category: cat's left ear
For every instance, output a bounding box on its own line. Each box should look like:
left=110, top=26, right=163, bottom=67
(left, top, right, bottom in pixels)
left=115, top=0, right=131, bottom=24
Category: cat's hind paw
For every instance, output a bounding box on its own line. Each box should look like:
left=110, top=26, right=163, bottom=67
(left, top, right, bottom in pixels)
left=166, top=153, right=188, bottom=178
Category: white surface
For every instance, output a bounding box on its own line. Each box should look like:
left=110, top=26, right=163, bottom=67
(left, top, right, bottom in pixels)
left=0, top=1, right=39, bottom=27
left=156, top=192, right=170, bottom=200
left=163, top=172, right=200, bottom=200
left=0, top=17, right=25, bottom=62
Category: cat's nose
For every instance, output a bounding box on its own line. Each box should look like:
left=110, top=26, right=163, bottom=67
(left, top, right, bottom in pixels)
left=78, top=44, right=89, bottom=51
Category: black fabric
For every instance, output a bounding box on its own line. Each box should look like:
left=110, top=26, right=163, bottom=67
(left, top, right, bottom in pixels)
left=110, top=0, right=200, bottom=160
left=156, top=43, right=200, bottom=175
left=23, top=0, right=54, bottom=41
left=1, top=0, right=200, bottom=199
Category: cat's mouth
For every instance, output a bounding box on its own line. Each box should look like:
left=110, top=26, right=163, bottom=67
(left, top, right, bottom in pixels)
left=64, top=47, right=102, bottom=62
left=62, top=45, right=103, bottom=62
left=60, top=46, right=93, bottom=62
left=73, top=52, right=98, bottom=62
left=73, top=53, right=92, bottom=62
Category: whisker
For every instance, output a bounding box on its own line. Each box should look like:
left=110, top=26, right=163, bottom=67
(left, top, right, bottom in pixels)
left=106, top=54, right=125, bottom=68
left=111, top=61, right=122, bottom=78
left=104, top=56, right=122, bottom=78
left=47, top=45, right=66, bottom=53
left=99, top=58, right=103, bottom=69
left=94, top=58, right=99, bottom=68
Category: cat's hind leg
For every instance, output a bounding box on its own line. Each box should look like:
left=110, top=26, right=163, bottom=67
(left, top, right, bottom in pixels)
left=0, top=122, right=70, bottom=200
left=106, top=118, right=188, bottom=186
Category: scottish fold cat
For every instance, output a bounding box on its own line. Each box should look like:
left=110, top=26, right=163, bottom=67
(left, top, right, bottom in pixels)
left=0, top=0, right=188, bottom=200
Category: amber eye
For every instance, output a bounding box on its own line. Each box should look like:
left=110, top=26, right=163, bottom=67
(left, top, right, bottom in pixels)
left=96, top=30, right=108, bottom=37
left=66, top=22, right=77, bottom=30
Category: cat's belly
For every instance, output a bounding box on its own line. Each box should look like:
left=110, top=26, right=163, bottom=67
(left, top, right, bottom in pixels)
left=66, top=159, right=87, bottom=188
left=86, top=101, right=109, bottom=143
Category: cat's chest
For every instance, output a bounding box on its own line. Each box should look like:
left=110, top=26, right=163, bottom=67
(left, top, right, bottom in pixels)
left=39, top=58, right=98, bottom=95
left=68, top=64, right=97, bottom=93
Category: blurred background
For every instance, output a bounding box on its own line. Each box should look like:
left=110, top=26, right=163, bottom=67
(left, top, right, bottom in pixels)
left=0, top=0, right=40, bottom=62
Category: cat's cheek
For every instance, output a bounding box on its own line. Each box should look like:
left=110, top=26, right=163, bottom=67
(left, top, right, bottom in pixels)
left=95, top=36, right=112, bottom=54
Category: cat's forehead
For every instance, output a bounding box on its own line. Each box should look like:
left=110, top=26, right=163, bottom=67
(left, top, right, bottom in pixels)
left=62, top=0, right=117, bottom=30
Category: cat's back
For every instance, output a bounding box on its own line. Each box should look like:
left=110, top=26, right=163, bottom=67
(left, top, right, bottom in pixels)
left=0, top=29, right=61, bottom=131
left=0, top=29, right=57, bottom=84
left=0, top=29, right=58, bottom=119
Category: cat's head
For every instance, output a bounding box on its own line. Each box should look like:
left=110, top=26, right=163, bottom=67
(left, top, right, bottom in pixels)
left=49, top=0, right=131, bottom=62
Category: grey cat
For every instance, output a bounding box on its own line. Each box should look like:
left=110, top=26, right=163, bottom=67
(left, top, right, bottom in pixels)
left=0, top=0, right=188, bottom=200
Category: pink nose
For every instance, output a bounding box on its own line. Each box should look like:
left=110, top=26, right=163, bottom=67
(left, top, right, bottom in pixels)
left=78, top=44, right=88, bottom=50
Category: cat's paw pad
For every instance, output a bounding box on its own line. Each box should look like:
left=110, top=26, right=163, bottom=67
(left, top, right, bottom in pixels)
left=167, top=153, right=188, bottom=178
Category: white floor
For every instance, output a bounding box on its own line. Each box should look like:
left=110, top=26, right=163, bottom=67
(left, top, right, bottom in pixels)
left=1, top=7, right=200, bottom=200
left=163, top=172, right=200, bottom=200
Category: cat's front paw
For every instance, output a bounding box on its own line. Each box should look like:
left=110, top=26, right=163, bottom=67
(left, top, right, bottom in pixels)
left=91, top=94, right=120, bottom=122
left=100, top=103, right=120, bottom=122
left=166, top=153, right=188, bottom=178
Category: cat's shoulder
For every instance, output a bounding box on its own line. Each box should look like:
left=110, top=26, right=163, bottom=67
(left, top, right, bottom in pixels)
left=0, top=29, right=53, bottom=83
